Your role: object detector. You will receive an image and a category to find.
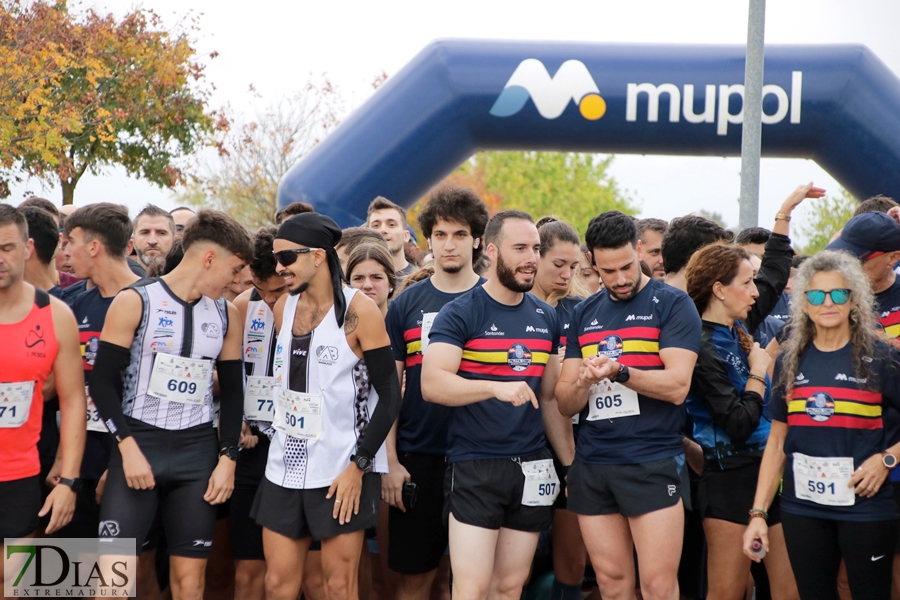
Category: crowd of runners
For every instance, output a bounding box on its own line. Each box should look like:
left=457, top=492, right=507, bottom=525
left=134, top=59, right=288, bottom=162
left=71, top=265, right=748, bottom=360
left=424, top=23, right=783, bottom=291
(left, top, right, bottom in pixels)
left=4, top=183, right=900, bottom=600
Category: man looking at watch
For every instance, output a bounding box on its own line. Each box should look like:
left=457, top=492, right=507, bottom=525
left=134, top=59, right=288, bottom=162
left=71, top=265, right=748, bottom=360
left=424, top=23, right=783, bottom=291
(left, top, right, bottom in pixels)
left=555, top=211, right=701, bottom=600
left=0, top=204, right=86, bottom=584
left=88, top=210, right=251, bottom=600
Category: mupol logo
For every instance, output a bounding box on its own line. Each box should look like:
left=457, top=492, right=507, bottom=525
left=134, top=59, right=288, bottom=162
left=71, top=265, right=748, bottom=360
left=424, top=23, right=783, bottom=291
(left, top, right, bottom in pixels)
left=490, top=59, right=606, bottom=120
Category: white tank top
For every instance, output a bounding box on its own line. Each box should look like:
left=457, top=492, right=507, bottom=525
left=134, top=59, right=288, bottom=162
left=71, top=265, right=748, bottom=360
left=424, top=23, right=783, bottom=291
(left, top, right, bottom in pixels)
left=265, top=287, right=387, bottom=489
left=122, top=279, right=227, bottom=429
left=243, top=290, right=277, bottom=378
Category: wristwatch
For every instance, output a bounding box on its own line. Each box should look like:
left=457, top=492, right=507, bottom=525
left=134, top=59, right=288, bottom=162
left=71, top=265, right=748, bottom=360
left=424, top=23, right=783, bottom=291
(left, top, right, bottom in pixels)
left=219, top=446, right=240, bottom=462
left=58, top=478, right=83, bottom=493
left=352, top=454, right=373, bottom=473
left=613, top=363, right=630, bottom=384
left=883, top=452, right=897, bottom=470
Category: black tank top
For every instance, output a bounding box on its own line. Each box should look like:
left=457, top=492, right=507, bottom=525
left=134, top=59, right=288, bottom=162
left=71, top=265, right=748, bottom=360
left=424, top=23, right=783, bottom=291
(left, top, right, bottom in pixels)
left=289, top=333, right=312, bottom=394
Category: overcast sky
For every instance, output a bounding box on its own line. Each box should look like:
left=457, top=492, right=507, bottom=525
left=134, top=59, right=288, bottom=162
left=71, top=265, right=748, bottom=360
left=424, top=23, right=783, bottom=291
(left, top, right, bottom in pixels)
left=12, top=0, right=900, bottom=239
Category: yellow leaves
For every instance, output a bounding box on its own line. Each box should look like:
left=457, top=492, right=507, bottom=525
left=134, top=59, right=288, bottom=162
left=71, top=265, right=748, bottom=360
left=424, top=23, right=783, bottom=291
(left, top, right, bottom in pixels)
left=0, top=0, right=216, bottom=201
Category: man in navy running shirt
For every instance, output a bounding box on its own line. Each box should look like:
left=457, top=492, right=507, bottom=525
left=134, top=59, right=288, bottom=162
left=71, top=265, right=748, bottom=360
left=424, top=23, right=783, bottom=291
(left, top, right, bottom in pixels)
left=422, top=210, right=573, bottom=600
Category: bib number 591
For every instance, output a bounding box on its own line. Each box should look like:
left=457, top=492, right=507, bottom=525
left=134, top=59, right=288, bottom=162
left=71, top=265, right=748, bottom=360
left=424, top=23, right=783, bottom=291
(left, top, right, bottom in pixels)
left=808, top=480, right=837, bottom=495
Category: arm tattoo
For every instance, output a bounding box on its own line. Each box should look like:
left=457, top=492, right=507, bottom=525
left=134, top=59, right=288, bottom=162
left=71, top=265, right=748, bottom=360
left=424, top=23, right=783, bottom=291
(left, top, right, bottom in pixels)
left=344, top=308, right=359, bottom=336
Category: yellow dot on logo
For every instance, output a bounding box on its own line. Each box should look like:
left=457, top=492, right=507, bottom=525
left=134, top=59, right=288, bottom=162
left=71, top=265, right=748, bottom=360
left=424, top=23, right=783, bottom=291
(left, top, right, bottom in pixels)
left=579, top=94, right=606, bottom=120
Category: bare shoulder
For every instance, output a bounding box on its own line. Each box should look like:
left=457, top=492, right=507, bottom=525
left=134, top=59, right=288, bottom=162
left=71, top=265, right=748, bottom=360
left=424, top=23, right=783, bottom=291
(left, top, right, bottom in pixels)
left=345, top=291, right=379, bottom=336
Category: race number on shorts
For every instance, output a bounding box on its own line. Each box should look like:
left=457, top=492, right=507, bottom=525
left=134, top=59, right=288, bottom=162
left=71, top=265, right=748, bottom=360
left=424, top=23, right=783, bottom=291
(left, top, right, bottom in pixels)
left=793, top=452, right=855, bottom=506
left=273, top=388, right=323, bottom=440
left=521, top=458, right=561, bottom=506
left=244, top=376, right=277, bottom=422
left=587, top=379, right=640, bottom=421
left=147, top=354, right=212, bottom=406
left=0, top=381, right=34, bottom=428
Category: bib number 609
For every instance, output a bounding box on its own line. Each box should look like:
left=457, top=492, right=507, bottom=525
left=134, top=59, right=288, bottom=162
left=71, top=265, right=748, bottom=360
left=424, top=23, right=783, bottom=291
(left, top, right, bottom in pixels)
left=167, top=380, right=197, bottom=395
left=595, top=394, right=622, bottom=410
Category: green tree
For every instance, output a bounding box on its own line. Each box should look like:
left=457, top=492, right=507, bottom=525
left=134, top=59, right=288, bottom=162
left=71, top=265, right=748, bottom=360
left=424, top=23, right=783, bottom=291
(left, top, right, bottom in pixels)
left=795, top=188, right=856, bottom=254
left=3, top=1, right=219, bottom=204
left=444, top=151, right=635, bottom=236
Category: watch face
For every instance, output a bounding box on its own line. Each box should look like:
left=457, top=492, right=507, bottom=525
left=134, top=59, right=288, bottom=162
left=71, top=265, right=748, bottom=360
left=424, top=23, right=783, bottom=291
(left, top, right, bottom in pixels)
left=886, top=454, right=897, bottom=468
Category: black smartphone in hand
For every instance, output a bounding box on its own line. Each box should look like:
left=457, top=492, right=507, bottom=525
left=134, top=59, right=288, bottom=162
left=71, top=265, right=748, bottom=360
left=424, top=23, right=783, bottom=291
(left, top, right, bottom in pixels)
left=402, top=481, right=418, bottom=510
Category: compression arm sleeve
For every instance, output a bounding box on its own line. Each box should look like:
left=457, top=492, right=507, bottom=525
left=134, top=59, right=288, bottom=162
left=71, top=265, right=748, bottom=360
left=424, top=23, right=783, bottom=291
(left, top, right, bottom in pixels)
left=356, top=345, right=403, bottom=460
left=216, top=360, right=244, bottom=451
left=89, top=341, right=132, bottom=441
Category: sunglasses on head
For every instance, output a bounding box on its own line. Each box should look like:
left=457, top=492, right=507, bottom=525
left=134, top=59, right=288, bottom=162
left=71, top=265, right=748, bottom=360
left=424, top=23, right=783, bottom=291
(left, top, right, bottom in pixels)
left=805, top=288, right=851, bottom=306
left=272, top=248, right=318, bottom=267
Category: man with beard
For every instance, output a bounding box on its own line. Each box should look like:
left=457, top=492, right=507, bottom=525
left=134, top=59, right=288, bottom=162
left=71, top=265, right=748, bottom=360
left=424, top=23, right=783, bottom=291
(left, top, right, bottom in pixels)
left=555, top=211, right=701, bottom=600
left=252, top=212, right=401, bottom=600
left=133, top=205, right=175, bottom=274
left=421, top=210, right=572, bottom=600
left=384, top=186, right=489, bottom=600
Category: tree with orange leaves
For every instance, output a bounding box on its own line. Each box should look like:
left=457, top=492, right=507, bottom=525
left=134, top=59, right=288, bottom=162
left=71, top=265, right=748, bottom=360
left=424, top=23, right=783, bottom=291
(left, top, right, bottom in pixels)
left=0, top=1, right=219, bottom=204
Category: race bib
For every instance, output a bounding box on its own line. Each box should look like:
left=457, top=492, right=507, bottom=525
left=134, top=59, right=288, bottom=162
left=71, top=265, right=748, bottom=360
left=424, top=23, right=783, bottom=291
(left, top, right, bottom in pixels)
left=85, top=385, right=107, bottom=433
left=793, top=453, right=855, bottom=506
left=587, top=380, right=640, bottom=421
left=146, top=354, right=212, bottom=406
left=0, top=381, right=34, bottom=428
left=244, top=376, right=277, bottom=422
left=420, top=312, right=439, bottom=354
left=521, top=458, right=560, bottom=506
left=273, top=388, right=323, bottom=440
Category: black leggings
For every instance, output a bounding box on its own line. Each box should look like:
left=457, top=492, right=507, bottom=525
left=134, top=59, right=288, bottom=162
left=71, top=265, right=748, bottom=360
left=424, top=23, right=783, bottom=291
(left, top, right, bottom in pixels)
left=781, top=511, right=899, bottom=600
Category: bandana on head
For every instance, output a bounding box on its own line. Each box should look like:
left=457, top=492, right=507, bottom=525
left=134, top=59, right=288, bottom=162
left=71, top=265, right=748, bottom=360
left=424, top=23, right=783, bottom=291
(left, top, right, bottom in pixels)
left=276, top=212, right=348, bottom=327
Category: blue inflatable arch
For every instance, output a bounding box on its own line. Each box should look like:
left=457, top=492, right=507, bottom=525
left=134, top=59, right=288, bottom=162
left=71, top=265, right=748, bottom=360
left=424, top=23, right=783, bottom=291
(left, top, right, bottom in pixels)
left=278, top=39, right=900, bottom=226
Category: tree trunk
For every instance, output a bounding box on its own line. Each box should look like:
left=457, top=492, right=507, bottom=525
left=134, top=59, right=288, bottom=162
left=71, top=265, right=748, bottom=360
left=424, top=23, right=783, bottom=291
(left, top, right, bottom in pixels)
left=60, top=178, right=75, bottom=205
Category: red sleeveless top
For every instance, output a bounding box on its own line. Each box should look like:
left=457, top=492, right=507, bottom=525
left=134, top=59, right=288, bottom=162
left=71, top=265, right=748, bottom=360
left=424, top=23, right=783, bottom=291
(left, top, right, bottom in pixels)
left=0, top=289, right=58, bottom=481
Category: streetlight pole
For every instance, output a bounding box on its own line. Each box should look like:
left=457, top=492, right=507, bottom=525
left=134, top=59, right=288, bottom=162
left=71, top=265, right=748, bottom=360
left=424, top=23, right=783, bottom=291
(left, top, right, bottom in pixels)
left=738, top=0, right=766, bottom=232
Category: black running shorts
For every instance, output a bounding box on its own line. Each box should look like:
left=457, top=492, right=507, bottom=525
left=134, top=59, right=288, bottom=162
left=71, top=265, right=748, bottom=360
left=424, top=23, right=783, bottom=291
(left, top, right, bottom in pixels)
left=567, top=455, right=690, bottom=517
left=251, top=472, right=381, bottom=541
left=388, top=452, right=448, bottom=574
left=98, top=418, right=219, bottom=558
left=444, top=449, right=554, bottom=533
left=0, top=475, right=41, bottom=539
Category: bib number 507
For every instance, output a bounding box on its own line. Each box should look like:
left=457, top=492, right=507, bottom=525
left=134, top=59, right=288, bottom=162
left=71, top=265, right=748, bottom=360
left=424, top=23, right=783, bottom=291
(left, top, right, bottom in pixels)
left=167, top=380, right=197, bottom=395
left=538, top=482, right=557, bottom=497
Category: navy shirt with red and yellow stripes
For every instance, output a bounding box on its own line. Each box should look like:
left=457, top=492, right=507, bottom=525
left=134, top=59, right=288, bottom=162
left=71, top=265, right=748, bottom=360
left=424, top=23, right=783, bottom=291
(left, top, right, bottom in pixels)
left=874, top=277, right=900, bottom=482
left=555, top=296, right=584, bottom=350
left=66, top=286, right=115, bottom=480
left=386, top=277, right=485, bottom=456
left=428, top=285, right=558, bottom=463
left=768, top=342, right=900, bottom=521
left=565, top=277, right=701, bottom=464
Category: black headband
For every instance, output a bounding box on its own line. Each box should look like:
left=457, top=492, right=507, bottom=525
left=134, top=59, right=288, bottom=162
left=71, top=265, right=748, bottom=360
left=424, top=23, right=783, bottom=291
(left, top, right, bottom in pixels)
left=276, top=212, right=348, bottom=327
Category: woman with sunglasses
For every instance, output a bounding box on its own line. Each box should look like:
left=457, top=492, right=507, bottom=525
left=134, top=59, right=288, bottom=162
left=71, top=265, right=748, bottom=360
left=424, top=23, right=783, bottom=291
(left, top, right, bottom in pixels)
left=743, top=250, right=900, bottom=600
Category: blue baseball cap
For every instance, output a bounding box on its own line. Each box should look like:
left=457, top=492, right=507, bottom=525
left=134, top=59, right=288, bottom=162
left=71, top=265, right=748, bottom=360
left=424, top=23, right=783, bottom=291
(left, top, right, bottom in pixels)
left=826, top=211, right=900, bottom=260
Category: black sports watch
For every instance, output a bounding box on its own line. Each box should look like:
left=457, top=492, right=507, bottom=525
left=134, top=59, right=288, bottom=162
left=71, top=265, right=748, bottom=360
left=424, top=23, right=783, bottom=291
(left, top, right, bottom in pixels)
left=883, top=452, right=898, bottom=470
left=219, top=446, right=240, bottom=462
left=58, top=478, right=83, bottom=493
left=613, top=363, right=630, bottom=384
left=352, top=454, right=373, bottom=473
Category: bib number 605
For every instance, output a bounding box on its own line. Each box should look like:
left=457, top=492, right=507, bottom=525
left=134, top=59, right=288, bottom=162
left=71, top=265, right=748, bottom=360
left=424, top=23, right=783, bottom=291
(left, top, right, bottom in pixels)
left=167, top=380, right=197, bottom=395
left=595, top=394, right=622, bottom=410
